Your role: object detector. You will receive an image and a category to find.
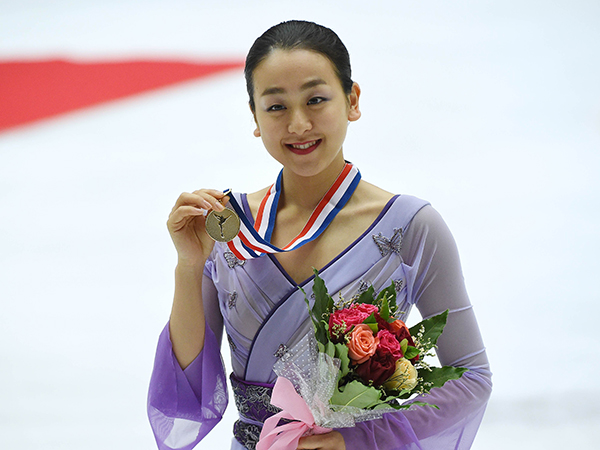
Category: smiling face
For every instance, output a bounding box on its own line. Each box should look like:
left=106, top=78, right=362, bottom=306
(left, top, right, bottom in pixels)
left=251, top=49, right=361, bottom=179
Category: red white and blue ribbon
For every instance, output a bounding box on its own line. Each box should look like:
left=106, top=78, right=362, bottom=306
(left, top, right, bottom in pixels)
left=225, top=162, right=361, bottom=260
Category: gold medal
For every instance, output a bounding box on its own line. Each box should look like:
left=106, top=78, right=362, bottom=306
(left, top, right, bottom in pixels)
left=205, top=207, right=240, bottom=242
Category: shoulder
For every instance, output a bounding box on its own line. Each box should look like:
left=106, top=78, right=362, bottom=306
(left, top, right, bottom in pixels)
left=406, top=203, right=453, bottom=238
left=343, top=180, right=395, bottom=215
left=400, top=202, right=462, bottom=265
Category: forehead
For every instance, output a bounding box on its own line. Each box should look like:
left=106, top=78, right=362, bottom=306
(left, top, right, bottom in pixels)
left=252, top=48, right=340, bottom=92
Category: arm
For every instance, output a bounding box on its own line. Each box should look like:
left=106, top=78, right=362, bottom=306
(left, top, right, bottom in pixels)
left=337, top=205, right=492, bottom=449
left=147, top=190, right=230, bottom=450
left=167, top=189, right=227, bottom=368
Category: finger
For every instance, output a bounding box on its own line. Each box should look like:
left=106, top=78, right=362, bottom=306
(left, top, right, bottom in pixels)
left=195, top=188, right=228, bottom=199
left=173, top=192, right=217, bottom=212
left=168, top=205, right=208, bottom=231
left=297, top=431, right=344, bottom=450
left=190, top=190, right=227, bottom=212
left=297, top=434, right=323, bottom=449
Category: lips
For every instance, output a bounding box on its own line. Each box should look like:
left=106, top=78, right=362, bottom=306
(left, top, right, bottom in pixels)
left=286, top=139, right=322, bottom=155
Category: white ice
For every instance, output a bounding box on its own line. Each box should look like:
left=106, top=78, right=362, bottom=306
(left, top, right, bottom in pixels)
left=1, top=1, right=599, bottom=448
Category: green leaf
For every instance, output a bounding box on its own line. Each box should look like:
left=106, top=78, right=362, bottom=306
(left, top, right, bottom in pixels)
left=364, top=313, right=378, bottom=333
left=377, top=283, right=397, bottom=314
left=419, top=366, right=468, bottom=390
left=330, top=380, right=382, bottom=409
left=400, top=338, right=408, bottom=355
left=380, top=295, right=390, bottom=322
left=334, top=343, right=351, bottom=378
left=324, top=341, right=336, bottom=359
left=409, top=310, right=449, bottom=352
left=312, top=269, right=329, bottom=305
left=356, top=285, right=376, bottom=305
left=404, top=346, right=419, bottom=360
left=309, top=270, right=334, bottom=346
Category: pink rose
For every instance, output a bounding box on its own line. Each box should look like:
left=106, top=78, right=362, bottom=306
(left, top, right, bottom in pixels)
left=377, top=329, right=403, bottom=359
left=376, top=316, right=415, bottom=347
left=353, top=303, right=379, bottom=316
left=329, top=304, right=378, bottom=341
left=347, top=324, right=379, bottom=364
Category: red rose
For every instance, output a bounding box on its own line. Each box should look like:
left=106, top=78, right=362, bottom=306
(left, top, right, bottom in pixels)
left=377, top=316, right=415, bottom=347
left=355, top=349, right=397, bottom=386
left=393, top=321, right=416, bottom=350
left=377, top=329, right=403, bottom=359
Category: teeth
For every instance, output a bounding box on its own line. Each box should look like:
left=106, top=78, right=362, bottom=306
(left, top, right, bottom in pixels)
left=291, top=140, right=317, bottom=150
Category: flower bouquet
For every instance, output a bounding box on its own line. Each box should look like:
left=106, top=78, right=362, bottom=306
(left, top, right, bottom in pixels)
left=256, top=270, right=467, bottom=450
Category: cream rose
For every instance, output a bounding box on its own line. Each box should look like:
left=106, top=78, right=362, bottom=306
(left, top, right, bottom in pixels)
left=383, top=358, right=418, bottom=391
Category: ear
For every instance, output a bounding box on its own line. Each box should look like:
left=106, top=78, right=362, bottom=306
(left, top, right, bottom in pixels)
left=347, top=82, right=361, bottom=122
left=250, top=103, right=261, bottom=137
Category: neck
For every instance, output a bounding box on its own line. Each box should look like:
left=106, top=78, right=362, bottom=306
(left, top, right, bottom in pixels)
left=279, top=156, right=347, bottom=212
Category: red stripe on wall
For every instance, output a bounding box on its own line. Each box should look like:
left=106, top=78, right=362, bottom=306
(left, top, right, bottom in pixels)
left=0, top=59, right=244, bottom=132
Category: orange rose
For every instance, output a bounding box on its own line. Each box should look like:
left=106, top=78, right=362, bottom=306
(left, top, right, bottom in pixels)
left=348, top=324, right=380, bottom=364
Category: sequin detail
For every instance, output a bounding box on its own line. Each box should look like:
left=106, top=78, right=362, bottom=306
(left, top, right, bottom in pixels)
left=349, top=279, right=372, bottom=303
left=228, top=291, right=238, bottom=309
left=358, top=280, right=371, bottom=294
left=227, top=334, right=237, bottom=351
left=224, top=251, right=245, bottom=269
left=274, top=343, right=288, bottom=359
left=372, top=227, right=403, bottom=256
left=393, top=279, right=404, bottom=292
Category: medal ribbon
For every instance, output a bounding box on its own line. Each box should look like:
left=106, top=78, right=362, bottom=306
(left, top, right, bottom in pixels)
left=225, top=162, right=361, bottom=260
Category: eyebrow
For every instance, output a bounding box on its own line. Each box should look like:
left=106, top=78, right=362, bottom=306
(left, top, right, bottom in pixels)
left=260, top=78, right=327, bottom=97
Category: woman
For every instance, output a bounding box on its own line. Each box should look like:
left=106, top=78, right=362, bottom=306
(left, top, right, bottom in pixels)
left=148, top=20, right=492, bottom=450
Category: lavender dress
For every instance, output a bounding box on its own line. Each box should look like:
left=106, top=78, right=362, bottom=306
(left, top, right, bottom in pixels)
left=148, top=194, right=492, bottom=450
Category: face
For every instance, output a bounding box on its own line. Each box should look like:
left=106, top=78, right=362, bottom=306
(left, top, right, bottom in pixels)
left=251, top=49, right=361, bottom=178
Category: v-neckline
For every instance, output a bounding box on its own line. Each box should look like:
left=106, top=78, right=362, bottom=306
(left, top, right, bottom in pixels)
left=240, top=193, right=400, bottom=287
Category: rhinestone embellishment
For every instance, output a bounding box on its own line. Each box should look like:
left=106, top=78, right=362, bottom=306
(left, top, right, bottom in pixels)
left=273, top=343, right=288, bottom=359
left=372, top=228, right=403, bottom=257
left=393, top=279, right=404, bottom=292
left=228, top=291, right=238, bottom=309
left=358, top=280, right=371, bottom=294
left=227, top=334, right=237, bottom=351
left=224, top=251, right=246, bottom=269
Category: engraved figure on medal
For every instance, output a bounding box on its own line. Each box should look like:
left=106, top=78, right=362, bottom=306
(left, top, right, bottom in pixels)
left=206, top=208, right=240, bottom=242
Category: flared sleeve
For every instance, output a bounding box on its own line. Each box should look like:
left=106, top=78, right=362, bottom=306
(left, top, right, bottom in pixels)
left=147, top=268, right=228, bottom=450
left=337, top=205, right=492, bottom=450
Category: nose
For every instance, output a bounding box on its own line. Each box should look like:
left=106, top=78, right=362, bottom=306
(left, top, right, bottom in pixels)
left=287, top=108, right=312, bottom=135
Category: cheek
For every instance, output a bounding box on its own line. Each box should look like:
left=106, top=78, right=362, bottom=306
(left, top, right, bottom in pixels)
left=322, top=108, right=349, bottom=134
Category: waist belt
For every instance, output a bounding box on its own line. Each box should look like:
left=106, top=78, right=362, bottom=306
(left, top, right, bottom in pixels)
left=230, top=373, right=280, bottom=450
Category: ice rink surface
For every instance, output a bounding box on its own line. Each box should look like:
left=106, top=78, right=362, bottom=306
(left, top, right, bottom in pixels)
left=1, top=1, right=599, bottom=448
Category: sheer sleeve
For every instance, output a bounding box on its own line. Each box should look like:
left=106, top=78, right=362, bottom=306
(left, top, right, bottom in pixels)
left=338, top=205, right=492, bottom=450
left=147, top=268, right=229, bottom=450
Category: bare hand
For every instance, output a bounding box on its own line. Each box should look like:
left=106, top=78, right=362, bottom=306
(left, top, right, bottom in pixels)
left=297, top=431, right=346, bottom=450
left=167, top=189, right=228, bottom=267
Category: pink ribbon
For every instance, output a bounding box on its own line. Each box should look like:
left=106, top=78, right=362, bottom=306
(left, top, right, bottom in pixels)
left=256, top=376, right=332, bottom=450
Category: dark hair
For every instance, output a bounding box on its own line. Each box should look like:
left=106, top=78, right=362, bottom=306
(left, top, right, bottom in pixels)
left=245, top=20, right=353, bottom=112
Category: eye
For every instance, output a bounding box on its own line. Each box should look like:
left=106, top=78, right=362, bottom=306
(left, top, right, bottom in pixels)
left=267, top=104, right=285, bottom=112
left=307, top=96, right=327, bottom=105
